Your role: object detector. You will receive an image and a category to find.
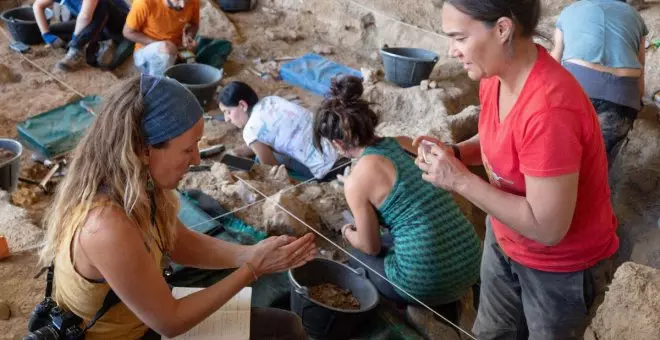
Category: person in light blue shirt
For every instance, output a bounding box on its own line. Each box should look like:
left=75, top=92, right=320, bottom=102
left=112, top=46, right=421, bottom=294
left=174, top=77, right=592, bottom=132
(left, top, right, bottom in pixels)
left=33, top=0, right=130, bottom=71
left=551, top=0, right=648, bottom=167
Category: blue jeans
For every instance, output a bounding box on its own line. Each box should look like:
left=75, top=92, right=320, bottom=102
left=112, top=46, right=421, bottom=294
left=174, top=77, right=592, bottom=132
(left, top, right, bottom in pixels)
left=473, top=219, right=614, bottom=340
left=591, top=99, right=638, bottom=168
left=50, top=0, right=127, bottom=66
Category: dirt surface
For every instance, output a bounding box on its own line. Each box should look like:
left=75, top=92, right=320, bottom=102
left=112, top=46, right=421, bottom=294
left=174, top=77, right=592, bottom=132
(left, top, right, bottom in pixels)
left=0, top=148, right=15, bottom=164
left=308, top=283, right=360, bottom=310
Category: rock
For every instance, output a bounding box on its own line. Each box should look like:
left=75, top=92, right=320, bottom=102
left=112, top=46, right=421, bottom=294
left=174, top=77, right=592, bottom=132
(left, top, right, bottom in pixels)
left=0, top=64, right=21, bottom=84
left=312, top=44, right=334, bottom=55
left=262, top=190, right=320, bottom=236
left=363, top=78, right=479, bottom=140
left=370, top=51, right=380, bottom=61
left=298, top=185, right=323, bottom=202
left=429, top=80, right=438, bottom=89
left=199, top=0, right=240, bottom=41
left=203, top=120, right=234, bottom=145
left=269, top=165, right=291, bottom=185
left=0, top=300, right=10, bottom=320
left=0, top=190, right=44, bottom=253
left=640, top=6, right=660, bottom=98
left=264, top=28, right=303, bottom=43
left=11, top=187, right=40, bottom=208
left=586, top=262, right=660, bottom=340
left=420, top=80, right=430, bottom=91
left=360, top=67, right=383, bottom=85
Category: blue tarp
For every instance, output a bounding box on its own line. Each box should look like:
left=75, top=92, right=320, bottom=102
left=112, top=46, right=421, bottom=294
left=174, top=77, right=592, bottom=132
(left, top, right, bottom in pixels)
left=16, top=96, right=101, bottom=159
left=280, top=53, right=362, bottom=96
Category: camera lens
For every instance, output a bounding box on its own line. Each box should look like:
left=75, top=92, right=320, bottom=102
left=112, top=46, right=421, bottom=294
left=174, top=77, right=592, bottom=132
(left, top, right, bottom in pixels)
left=23, top=326, right=59, bottom=340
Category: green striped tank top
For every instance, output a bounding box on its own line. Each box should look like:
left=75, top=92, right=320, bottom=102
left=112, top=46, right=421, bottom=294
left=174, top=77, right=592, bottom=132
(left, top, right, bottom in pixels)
left=362, top=138, right=482, bottom=304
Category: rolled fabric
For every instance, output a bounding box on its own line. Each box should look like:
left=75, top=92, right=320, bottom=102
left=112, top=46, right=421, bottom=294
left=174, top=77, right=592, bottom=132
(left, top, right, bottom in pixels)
left=140, top=74, right=203, bottom=146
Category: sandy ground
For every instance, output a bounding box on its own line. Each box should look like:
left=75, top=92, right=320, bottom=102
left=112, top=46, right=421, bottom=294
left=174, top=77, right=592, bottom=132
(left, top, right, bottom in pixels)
left=1, top=0, right=659, bottom=338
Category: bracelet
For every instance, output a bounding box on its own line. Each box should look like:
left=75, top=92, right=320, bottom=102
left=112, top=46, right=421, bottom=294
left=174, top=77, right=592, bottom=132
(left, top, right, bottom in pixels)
left=245, top=262, right=259, bottom=282
left=450, top=144, right=461, bottom=161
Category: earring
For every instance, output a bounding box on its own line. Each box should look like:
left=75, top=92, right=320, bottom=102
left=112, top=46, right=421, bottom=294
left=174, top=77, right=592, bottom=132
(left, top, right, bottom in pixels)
left=146, top=171, right=155, bottom=191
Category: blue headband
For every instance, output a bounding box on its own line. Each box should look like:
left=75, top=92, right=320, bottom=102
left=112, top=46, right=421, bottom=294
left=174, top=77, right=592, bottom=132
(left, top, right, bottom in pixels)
left=140, top=74, right=204, bottom=146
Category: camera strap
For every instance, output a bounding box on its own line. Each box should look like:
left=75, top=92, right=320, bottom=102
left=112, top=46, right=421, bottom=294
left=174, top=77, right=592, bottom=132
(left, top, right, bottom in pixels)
left=45, top=264, right=55, bottom=299
left=83, top=289, right=121, bottom=331
left=42, top=262, right=122, bottom=332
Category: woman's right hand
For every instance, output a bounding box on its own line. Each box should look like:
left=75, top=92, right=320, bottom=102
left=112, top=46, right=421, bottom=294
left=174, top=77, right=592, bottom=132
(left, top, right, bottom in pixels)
left=248, top=233, right=316, bottom=277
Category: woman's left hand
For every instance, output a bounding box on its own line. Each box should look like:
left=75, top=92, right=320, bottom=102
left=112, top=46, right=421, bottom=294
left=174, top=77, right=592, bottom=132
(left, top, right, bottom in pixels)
left=415, top=143, right=471, bottom=192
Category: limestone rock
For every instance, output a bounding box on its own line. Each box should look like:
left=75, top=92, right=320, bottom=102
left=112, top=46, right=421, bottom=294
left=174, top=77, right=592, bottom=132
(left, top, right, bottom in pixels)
left=268, top=165, right=292, bottom=186
left=365, top=78, right=479, bottom=142
left=641, top=6, right=660, bottom=98
left=199, top=0, right=240, bottom=41
left=312, top=44, right=334, bottom=55
left=0, top=300, right=10, bottom=320
left=0, top=190, right=43, bottom=253
left=203, top=120, right=235, bottom=146
left=429, top=80, right=438, bottom=89
left=360, top=67, right=383, bottom=85
left=264, top=28, right=303, bottom=43
left=262, top=191, right=319, bottom=236
left=420, top=80, right=430, bottom=91
left=298, top=185, right=323, bottom=202
left=586, top=262, right=660, bottom=340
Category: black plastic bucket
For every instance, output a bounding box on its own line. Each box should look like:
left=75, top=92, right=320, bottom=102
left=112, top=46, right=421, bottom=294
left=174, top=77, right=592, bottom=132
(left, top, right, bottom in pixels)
left=217, top=0, right=253, bottom=12
left=164, top=63, right=223, bottom=108
left=380, top=45, right=439, bottom=88
left=288, top=258, right=380, bottom=339
left=1, top=7, right=53, bottom=45
left=0, top=139, right=23, bottom=193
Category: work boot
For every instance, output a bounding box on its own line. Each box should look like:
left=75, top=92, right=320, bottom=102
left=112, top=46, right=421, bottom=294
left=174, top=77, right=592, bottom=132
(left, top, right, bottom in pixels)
left=55, top=48, right=85, bottom=71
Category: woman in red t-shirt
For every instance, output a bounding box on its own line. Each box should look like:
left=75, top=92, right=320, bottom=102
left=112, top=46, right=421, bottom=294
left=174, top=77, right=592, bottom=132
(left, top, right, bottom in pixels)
left=415, top=1, right=619, bottom=339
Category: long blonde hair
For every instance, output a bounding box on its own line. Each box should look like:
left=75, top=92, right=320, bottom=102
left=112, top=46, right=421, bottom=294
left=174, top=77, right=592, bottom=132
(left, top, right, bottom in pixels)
left=40, top=76, right=179, bottom=265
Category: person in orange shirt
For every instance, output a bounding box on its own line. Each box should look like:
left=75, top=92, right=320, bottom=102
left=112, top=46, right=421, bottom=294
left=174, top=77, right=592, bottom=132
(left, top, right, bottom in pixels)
left=122, top=0, right=199, bottom=75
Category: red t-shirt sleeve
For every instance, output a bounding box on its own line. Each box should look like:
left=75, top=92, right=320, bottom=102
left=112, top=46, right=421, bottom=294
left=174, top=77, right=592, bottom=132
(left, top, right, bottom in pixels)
left=519, top=109, right=583, bottom=177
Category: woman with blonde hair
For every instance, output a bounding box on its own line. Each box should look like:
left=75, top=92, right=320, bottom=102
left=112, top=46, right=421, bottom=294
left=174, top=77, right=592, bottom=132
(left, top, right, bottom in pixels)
left=38, top=74, right=316, bottom=339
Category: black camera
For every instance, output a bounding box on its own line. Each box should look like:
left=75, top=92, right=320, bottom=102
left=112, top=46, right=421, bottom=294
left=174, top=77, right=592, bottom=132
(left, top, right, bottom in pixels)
left=24, top=297, right=85, bottom=340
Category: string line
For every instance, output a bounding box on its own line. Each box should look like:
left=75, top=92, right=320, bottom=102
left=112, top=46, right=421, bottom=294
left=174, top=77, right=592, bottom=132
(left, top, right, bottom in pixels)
left=0, top=26, right=86, bottom=98
left=235, top=176, right=477, bottom=340
left=185, top=160, right=354, bottom=230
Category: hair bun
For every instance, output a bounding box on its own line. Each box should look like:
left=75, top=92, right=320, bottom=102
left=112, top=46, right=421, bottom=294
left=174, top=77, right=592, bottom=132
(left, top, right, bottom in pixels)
left=329, top=75, right=364, bottom=103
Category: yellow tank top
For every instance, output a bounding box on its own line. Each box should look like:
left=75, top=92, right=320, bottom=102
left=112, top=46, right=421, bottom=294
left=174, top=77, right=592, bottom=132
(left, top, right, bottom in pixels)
left=53, top=202, right=164, bottom=340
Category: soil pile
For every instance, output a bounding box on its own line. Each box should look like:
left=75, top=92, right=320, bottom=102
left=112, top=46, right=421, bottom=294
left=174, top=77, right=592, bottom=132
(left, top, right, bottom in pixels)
left=0, top=190, right=43, bottom=253
left=0, top=148, right=15, bottom=163
left=309, top=283, right=360, bottom=310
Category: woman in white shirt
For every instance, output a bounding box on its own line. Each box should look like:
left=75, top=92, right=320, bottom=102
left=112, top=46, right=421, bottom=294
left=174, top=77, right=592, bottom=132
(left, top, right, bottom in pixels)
left=217, top=81, right=349, bottom=181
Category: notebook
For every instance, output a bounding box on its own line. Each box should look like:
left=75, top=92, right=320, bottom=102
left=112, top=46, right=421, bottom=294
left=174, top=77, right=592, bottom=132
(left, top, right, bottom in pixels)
left=162, top=287, right=251, bottom=340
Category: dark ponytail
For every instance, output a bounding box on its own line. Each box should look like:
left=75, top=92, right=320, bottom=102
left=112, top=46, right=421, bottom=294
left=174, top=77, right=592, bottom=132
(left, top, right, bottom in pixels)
left=442, top=0, right=542, bottom=38
left=218, top=81, right=259, bottom=111
left=313, top=75, right=379, bottom=152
